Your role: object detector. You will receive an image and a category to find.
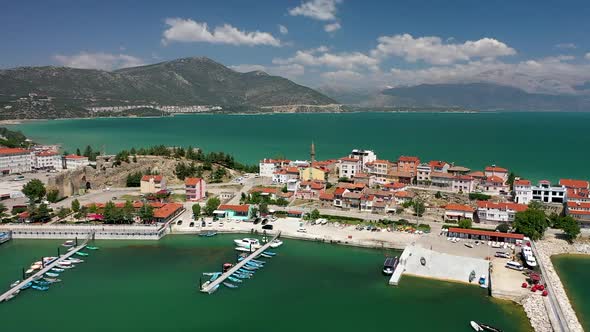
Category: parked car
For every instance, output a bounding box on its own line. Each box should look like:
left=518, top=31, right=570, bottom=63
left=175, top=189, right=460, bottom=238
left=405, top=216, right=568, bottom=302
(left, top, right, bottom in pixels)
left=261, top=218, right=268, bottom=225
left=297, top=227, right=307, bottom=233
left=253, top=218, right=261, bottom=225
left=189, top=222, right=195, bottom=227
left=262, top=224, right=273, bottom=230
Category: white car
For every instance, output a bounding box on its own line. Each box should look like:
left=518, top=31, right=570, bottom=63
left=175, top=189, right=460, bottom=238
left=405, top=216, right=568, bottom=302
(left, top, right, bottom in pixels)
left=297, top=227, right=307, bottom=233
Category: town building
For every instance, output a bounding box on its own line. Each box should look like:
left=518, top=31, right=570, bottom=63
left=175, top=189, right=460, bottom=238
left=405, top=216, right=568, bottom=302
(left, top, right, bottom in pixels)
left=0, top=148, right=34, bottom=174
left=452, top=175, right=475, bottom=193
left=484, top=165, right=509, bottom=183
left=430, top=172, right=454, bottom=190
left=140, top=175, right=167, bottom=194
left=386, top=171, right=414, bottom=184
left=480, top=176, right=509, bottom=195
left=366, top=159, right=394, bottom=184
left=416, top=163, right=432, bottom=185
left=349, top=149, right=377, bottom=171
left=64, top=154, right=89, bottom=170
left=338, top=157, right=362, bottom=179
left=153, top=203, right=184, bottom=223
left=34, top=151, right=62, bottom=170
left=444, top=204, right=475, bottom=222
left=531, top=180, right=566, bottom=204
left=513, top=179, right=533, bottom=204
left=299, top=166, right=326, bottom=182
left=272, top=167, right=300, bottom=184
left=429, top=160, right=450, bottom=173
left=185, top=177, right=207, bottom=201
left=258, top=159, right=290, bottom=178
left=397, top=156, right=420, bottom=176
left=214, top=204, right=253, bottom=220
left=565, top=201, right=590, bottom=225
left=475, top=201, right=527, bottom=224
left=447, top=228, right=524, bottom=244
left=448, top=166, right=471, bottom=176
left=249, top=186, right=281, bottom=200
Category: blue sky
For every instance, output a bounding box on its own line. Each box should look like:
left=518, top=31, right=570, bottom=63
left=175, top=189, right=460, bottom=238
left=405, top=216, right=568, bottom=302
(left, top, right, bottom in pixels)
left=2, top=0, right=590, bottom=94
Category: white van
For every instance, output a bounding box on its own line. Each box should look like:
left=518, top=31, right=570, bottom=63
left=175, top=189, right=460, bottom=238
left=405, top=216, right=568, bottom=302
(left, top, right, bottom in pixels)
left=505, top=260, right=524, bottom=271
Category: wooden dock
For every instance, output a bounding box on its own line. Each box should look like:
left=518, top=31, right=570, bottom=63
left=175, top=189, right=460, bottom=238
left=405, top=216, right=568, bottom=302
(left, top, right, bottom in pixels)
left=200, top=232, right=280, bottom=294
left=0, top=232, right=94, bottom=303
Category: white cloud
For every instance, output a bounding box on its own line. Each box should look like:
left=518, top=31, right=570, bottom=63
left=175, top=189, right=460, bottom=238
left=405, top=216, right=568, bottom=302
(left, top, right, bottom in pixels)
left=273, top=49, right=378, bottom=71
left=230, top=63, right=305, bottom=79
left=321, top=70, right=363, bottom=81
left=278, top=25, right=288, bottom=35
left=555, top=43, right=577, bottom=49
left=586, top=53, right=590, bottom=60
left=324, top=22, right=341, bottom=33
left=162, top=18, right=281, bottom=47
left=53, top=52, right=145, bottom=70
left=372, top=33, right=516, bottom=65
left=289, top=0, right=341, bottom=21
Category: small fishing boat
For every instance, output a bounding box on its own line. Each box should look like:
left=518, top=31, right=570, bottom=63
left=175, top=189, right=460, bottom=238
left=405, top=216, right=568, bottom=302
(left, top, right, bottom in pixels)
left=10, top=280, right=21, bottom=288
left=262, top=251, right=276, bottom=256
left=32, top=285, right=49, bottom=291
left=51, top=268, right=64, bottom=273
left=228, top=276, right=243, bottom=283
left=232, top=273, right=250, bottom=279
left=75, top=251, right=89, bottom=257
left=20, top=282, right=32, bottom=290
left=269, top=239, right=283, bottom=248
left=34, top=280, right=51, bottom=286
left=234, top=238, right=261, bottom=249
left=199, top=231, right=217, bottom=237
left=465, top=243, right=474, bottom=248
left=25, top=268, right=36, bottom=274
left=469, top=270, right=476, bottom=283
left=260, top=253, right=273, bottom=259
left=62, top=240, right=75, bottom=247
left=382, top=257, right=396, bottom=275
left=202, top=272, right=221, bottom=277
left=479, top=322, right=503, bottom=332
left=245, top=262, right=261, bottom=269
left=223, top=282, right=238, bottom=289
left=470, top=321, right=484, bottom=331
left=238, top=268, right=255, bottom=274
left=43, top=278, right=62, bottom=283
left=57, top=264, right=73, bottom=269
left=45, top=272, right=59, bottom=278
left=68, top=258, right=84, bottom=263
left=85, top=246, right=99, bottom=250
left=207, top=284, right=220, bottom=294
left=209, top=273, right=222, bottom=282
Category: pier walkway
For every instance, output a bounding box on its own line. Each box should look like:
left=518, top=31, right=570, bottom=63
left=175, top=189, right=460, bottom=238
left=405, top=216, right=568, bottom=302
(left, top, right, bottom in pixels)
left=0, top=232, right=95, bottom=303
left=201, top=232, right=280, bottom=294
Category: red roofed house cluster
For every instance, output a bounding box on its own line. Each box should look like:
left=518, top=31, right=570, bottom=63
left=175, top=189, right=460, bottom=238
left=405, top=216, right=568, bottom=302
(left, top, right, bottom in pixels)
left=140, top=175, right=167, bottom=194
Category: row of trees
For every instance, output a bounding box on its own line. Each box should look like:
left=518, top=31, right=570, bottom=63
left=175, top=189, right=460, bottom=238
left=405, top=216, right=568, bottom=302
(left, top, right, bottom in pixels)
left=240, top=192, right=289, bottom=207
left=513, top=203, right=580, bottom=242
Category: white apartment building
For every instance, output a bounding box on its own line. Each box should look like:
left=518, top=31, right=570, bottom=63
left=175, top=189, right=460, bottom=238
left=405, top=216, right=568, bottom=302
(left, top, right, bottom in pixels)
left=0, top=148, right=34, bottom=174
left=349, top=149, right=377, bottom=171
left=452, top=175, right=475, bottom=193
left=416, top=163, right=432, bottom=184
left=259, top=159, right=290, bottom=178
left=514, top=179, right=566, bottom=204
left=64, top=154, right=90, bottom=169
left=484, top=165, right=509, bottom=183
left=34, top=151, right=62, bottom=170
left=476, top=201, right=528, bottom=223
left=338, top=157, right=362, bottom=179
left=513, top=179, right=533, bottom=204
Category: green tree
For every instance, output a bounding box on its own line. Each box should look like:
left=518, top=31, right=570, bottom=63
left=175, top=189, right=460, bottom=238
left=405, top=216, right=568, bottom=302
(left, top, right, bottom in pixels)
left=507, top=172, right=517, bottom=190
left=413, top=200, right=425, bottom=217
left=495, top=223, right=510, bottom=233
left=192, top=204, right=201, bottom=218
left=22, top=179, right=46, bottom=203
left=57, top=207, right=71, bottom=219
left=204, top=197, right=221, bottom=216
left=528, top=200, right=543, bottom=210
left=32, top=203, right=50, bottom=222
left=103, top=201, right=117, bottom=224
left=76, top=148, right=81, bottom=156
left=561, top=216, right=581, bottom=243
left=0, top=203, right=7, bottom=219
left=126, top=171, right=143, bottom=187
left=458, top=218, right=473, bottom=229
left=46, top=189, right=59, bottom=203
left=435, top=191, right=442, bottom=199
left=281, top=185, right=288, bottom=193
left=139, top=204, right=154, bottom=222
left=513, top=208, right=548, bottom=240
left=259, top=202, right=269, bottom=215
left=71, top=199, right=80, bottom=213
left=251, top=207, right=259, bottom=218
left=122, top=200, right=135, bottom=223
left=310, top=208, right=320, bottom=220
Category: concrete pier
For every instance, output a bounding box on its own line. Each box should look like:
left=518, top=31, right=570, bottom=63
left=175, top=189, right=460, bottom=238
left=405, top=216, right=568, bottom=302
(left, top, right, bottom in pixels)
left=200, top=232, right=281, bottom=294
left=0, top=232, right=94, bottom=303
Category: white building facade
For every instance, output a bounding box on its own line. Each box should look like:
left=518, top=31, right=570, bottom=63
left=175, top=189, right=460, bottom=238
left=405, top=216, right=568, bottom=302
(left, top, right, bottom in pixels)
left=349, top=149, right=377, bottom=171
left=338, top=157, right=362, bottom=179
left=64, top=154, right=89, bottom=169
left=0, top=148, right=34, bottom=174
left=34, top=151, right=62, bottom=170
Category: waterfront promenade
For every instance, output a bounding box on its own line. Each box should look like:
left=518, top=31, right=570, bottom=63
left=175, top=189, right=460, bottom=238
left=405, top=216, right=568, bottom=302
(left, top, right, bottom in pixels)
left=0, top=223, right=172, bottom=240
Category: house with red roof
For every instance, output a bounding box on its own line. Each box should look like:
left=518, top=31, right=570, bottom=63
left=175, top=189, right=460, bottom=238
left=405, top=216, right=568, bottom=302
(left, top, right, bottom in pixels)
left=272, top=166, right=300, bottom=184
left=430, top=172, right=454, bottom=190
left=0, top=148, right=34, bottom=174
left=560, top=179, right=590, bottom=190
left=34, top=150, right=62, bottom=170
left=481, top=175, right=509, bottom=195
left=566, top=201, right=590, bottom=224
left=476, top=201, right=527, bottom=223
left=514, top=179, right=533, bottom=204
left=185, top=177, right=206, bottom=201
left=259, top=158, right=290, bottom=178
left=64, top=154, right=89, bottom=170
left=394, top=190, right=415, bottom=204
left=398, top=156, right=420, bottom=176
left=429, top=160, right=450, bottom=173
left=338, top=157, right=362, bottom=179
left=383, top=182, right=407, bottom=192
left=452, top=175, right=475, bottom=193
left=215, top=204, right=253, bottom=220
left=484, top=165, right=509, bottom=183
left=140, top=175, right=167, bottom=194
left=444, top=204, right=475, bottom=221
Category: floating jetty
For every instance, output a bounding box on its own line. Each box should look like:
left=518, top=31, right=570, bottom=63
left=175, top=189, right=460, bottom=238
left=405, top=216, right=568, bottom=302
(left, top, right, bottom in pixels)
left=0, top=232, right=94, bottom=303
left=200, top=232, right=281, bottom=294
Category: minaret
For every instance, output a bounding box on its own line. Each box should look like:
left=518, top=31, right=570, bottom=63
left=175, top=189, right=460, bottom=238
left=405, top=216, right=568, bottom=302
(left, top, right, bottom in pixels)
left=310, top=141, right=316, bottom=164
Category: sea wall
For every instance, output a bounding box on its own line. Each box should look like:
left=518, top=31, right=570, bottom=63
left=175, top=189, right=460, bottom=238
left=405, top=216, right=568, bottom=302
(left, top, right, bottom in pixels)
left=0, top=224, right=170, bottom=240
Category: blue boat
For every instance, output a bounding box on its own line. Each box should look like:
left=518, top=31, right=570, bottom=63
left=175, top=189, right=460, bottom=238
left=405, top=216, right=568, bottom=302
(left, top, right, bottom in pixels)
left=75, top=251, right=89, bottom=257
left=31, top=285, right=49, bottom=291
left=231, top=273, right=250, bottom=279
left=228, top=276, right=243, bottom=283
left=241, top=265, right=257, bottom=271
left=199, top=231, right=217, bottom=237
left=20, top=282, right=32, bottom=290
left=34, top=280, right=51, bottom=286
left=51, top=268, right=64, bottom=273
left=260, top=253, right=273, bottom=259
left=209, top=273, right=222, bottom=282
left=223, top=282, right=238, bottom=289
left=238, top=257, right=265, bottom=265
left=45, top=272, right=59, bottom=278
left=263, top=251, right=276, bottom=256
left=86, top=246, right=99, bottom=250
left=246, top=262, right=262, bottom=268
left=237, top=270, right=254, bottom=276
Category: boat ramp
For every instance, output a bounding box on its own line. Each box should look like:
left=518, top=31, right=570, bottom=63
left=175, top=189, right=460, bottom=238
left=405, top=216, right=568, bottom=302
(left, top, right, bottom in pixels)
left=200, top=232, right=281, bottom=294
left=0, top=231, right=95, bottom=303
left=389, top=244, right=490, bottom=286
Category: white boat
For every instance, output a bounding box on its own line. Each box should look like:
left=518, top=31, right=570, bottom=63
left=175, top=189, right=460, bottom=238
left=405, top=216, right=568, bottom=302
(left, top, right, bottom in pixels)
left=525, top=255, right=537, bottom=267
left=269, top=239, right=283, bottom=248
left=235, top=247, right=254, bottom=252
left=470, top=321, right=484, bottom=331
left=233, top=238, right=261, bottom=249
left=62, top=240, right=75, bottom=247
left=10, top=280, right=20, bottom=288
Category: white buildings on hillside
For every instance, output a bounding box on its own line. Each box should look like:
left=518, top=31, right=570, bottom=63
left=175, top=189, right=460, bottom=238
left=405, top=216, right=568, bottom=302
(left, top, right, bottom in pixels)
left=349, top=149, right=377, bottom=171
left=476, top=201, right=528, bottom=223
left=259, top=159, right=290, bottom=178
left=514, top=179, right=567, bottom=204
left=64, top=154, right=89, bottom=169
left=338, top=157, right=362, bottom=179
left=513, top=179, right=533, bottom=204
left=34, top=151, right=62, bottom=170
left=0, top=148, right=34, bottom=174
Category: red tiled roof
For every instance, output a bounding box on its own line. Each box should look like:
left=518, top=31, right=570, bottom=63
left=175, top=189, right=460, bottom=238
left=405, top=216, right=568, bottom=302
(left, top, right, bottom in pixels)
left=485, top=166, right=508, bottom=173
left=287, top=210, right=303, bottom=215
left=514, top=179, right=531, bottom=186
left=218, top=204, right=250, bottom=213
left=431, top=171, right=454, bottom=179
left=569, top=210, right=590, bottom=215
left=354, top=172, right=369, bottom=178
left=384, top=182, right=406, bottom=189
left=568, top=188, right=589, bottom=199
left=64, top=154, right=88, bottom=160
left=319, top=192, right=334, bottom=200
left=454, top=175, right=473, bottom=181
left=567, top=201, right=590, bottom=209
left=468, top=171, right=486, bottom=178
left=36, top=150, right=58, bottom=156
left=185, top=177, right=203, bottom=186
left=448, top=227, right=524, bottom=240
left=560, top=179, right=589, bottom=189
left=429, top=160, right=448, bottom=168
left=260, top=158, right=290, bottom=164
left=153, top=203, right=183, bottom=219
left=394, top=191, right=413, bottom=198
left=334, top=187, right=347, bottom=195
left=249, top=187, right=279, bottom=194
left=445, top=204, right=475, bottom=213
left=339, top=157, right=359, bottom=162
left=476, top=201, right=527, bottom=212
left=0, top=148, right=30, bottom=155
left=142, top=175, right=163, bottom=182
left=486, top=175, right=505, bottom=184
left=398, top=156, right=419, bottom=163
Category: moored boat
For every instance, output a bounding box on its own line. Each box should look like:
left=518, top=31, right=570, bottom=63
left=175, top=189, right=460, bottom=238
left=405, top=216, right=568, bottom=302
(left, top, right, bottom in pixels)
left=62, top=240, right=75, bottom=247
left=20, top=282, right=32, bottom=290
left=260, top=253, right=273, bottom=258
left=228, top=276, right=242, bottom=283
left=223, top=282, right=238, bottom=289
left=382, top=257, right=396, bottom=275
left=262, top=251, right=276, bottom=256
left=51, top=268, right=64, bottom=273
left=43, top=277, right=62, bottom=283
left=10, top=280, right=21, bottom=288
left=31, top=285, right=49, bottom=291
left=75, top=251, right=89, bottom=257
left=269, top=239, right=283, bottom=248
left=479, top=322, right=503, bottom=332
left=199, top=231, right=217, bottom=237
left=234, top=238, right=261, bottom=249
left=34, top=280, right=51, bottom=286
left=470, top=321, right=484, bottom=331
left=86, top=246, right=100, bottom=250
left=45, top=272, right=59, bottom=278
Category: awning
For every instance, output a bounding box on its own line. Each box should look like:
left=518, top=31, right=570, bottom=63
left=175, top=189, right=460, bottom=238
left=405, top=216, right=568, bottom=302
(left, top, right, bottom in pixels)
left=212, top=210, right=227, bottom=214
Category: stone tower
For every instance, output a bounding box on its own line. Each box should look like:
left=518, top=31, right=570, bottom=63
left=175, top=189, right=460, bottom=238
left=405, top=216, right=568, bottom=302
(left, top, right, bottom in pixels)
left=310, top=141, right=316, bottom=163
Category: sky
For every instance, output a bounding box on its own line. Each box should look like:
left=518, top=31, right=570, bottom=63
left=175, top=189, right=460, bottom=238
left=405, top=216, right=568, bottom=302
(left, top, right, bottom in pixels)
left=2, top=0, right=590, bottom=94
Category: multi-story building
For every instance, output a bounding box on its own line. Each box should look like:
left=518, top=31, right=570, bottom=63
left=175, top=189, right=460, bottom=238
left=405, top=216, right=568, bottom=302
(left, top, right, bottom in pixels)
left=259, top=159, right=290, bottom=178
left=444, top=204, right=475, bottom=221
left=64, top=154, right=89, bottom=169
left=429, top=160, right=450, bottom=173
left=34, top=151, right=62, bottom=170
left=140, top=175, right=167, bottom=194
left=397, top=156, right=420, bottom=176
left=338, top=157, right=362, bottom=179
left=365, top=159, right=394, bottom=184
left=480, top=176, right=509, bottom=195
left=476, top=201, right=527, bottom=224
left=299, top=166, right=326, bottom=182
left=532, top=180, right=566, bottom=203
left=416, top=163, right=432, bottom=185
left=565, top=201, right=590, bottom=225
left=484, top=165, right=509, bottom=183
left=0, top=148, right=34, bottom=175
left=513, top=179, right=533, bottom=204
left=185, top=177, right=207, bottom=201
left=272, top=167, right=300, bottom=184
left=349, top=149, right=377, bottom=171
left=452, top=175, right=475, bottom=193
left=430, top=172, right=454, bottom=189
